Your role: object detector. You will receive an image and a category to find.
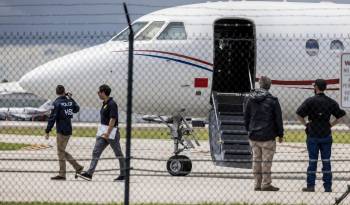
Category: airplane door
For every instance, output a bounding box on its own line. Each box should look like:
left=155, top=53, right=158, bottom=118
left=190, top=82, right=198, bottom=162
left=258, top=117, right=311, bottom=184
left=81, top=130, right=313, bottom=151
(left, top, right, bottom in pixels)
left=212, top=19, right=256, bottom=93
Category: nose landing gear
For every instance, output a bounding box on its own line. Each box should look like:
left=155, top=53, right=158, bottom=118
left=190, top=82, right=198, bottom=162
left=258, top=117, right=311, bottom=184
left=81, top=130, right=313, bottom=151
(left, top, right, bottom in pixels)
left=159, top=112, right=200, bottom=176
left=166, top=155, right=192, bottom=176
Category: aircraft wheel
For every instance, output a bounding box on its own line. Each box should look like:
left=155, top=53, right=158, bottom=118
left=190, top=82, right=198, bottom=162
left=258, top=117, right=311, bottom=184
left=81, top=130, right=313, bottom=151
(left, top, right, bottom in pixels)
left=166, top=155, right=192, bottom=176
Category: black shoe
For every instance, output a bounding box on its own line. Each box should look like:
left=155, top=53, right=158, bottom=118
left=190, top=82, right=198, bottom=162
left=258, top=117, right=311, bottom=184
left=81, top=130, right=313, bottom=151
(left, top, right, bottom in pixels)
left=325, top=188, right=332, bottom=193
left=51, top=175, right=66, bottom=180
left=261, top=185, right=279, bottom=191
left=254, top=187, right=261, bottom=191
left=78, top=172, right=92, bottom=181
left=302, top=187, right=315, bottom=192
left=114, top=175, right=125, bottom=181
left=76, top=166, right=84, bottom=174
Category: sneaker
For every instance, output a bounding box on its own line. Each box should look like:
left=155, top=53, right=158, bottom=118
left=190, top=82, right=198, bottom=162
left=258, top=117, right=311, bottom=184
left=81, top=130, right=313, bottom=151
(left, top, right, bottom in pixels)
left=78, top=172, right=92, bottom=181
left=114, top=175, right=125, bottom=181
left=75, top=166, right=84, bottom=174
left=51, top=175, right=66, bottom=180
left=261, top=185, right=279, bottom=191
left=302, top=187, right=315, bottom=192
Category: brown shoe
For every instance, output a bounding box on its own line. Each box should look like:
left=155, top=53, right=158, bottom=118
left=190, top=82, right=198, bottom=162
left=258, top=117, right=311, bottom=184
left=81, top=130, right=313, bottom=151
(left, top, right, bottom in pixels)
left=254, top=187, right=261, bottom=191
left=51, top=175, right=66, bottom=180
left=302, top=187, right=315, bottom=192
left=76, top=166, right=84, bottom=174
left=261, top=185, right=279, bottom=191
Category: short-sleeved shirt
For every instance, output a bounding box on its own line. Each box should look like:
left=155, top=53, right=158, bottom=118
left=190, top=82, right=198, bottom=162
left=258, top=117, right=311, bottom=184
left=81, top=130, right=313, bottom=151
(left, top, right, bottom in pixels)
left=100, top=97, right=118, bottom=127
left=296, top=93, right=346, bottom=138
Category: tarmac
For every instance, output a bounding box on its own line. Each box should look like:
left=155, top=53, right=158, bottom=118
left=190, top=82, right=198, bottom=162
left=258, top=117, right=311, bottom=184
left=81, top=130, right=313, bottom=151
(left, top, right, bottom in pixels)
left=1, top=133, right=350, bottom=205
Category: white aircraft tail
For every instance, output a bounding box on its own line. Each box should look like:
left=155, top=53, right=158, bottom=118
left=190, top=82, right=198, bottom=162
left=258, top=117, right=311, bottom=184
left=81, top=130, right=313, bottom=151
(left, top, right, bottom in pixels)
left=38, top=100, right=53, bottom=110
left=0, top=82, right=26, bottom=94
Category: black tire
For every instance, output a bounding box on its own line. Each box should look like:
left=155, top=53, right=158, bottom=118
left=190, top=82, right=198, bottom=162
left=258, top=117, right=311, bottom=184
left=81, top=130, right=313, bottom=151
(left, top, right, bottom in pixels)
left=166, top=155, right=192, bottom=176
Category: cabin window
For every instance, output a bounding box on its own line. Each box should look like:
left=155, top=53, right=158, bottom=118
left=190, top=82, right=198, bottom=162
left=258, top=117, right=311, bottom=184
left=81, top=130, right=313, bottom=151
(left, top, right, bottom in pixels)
left=157, top=22, right=187, bottom=40
left=136, top=21, right=165, bottom=41
left=330, top=40, right=344, bottom=52
left=305, top=39, right=319, bottom=56
left=111, top=22, right=148, bottom=41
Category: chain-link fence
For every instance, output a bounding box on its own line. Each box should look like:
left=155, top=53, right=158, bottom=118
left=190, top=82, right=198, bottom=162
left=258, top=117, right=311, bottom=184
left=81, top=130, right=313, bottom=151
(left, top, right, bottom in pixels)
left=2, top=2, right=350, bottom=205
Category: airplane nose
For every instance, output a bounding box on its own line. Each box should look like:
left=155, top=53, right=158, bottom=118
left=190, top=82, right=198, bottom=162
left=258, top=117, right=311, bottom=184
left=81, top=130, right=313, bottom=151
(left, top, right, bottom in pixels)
left=19, top=43, right=122, bottom=101
left=19, top=61, right=58, bottom=99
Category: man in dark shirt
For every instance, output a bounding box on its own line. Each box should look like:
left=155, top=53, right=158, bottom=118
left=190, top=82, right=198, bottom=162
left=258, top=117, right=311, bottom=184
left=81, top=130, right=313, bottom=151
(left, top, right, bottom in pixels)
left=244, top=76, right=284, bottom=192
left=79, top=84, right=126, bottom=181
left=46, top=85, right=83, bottom=180
left=297, top=79, right=346, bottom=192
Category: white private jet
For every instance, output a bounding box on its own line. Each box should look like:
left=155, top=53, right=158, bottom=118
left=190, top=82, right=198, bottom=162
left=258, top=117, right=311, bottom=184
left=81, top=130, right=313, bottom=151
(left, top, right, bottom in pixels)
left=7, top=0, right=350, bottom=175
left=0, top=100, right=52, bottom=121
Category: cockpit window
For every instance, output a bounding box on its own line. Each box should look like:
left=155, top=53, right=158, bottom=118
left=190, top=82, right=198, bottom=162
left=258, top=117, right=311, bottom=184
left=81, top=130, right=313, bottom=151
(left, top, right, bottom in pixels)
left=136, top=21, right=165, bottom=41
left=157, top=22, right=187, bottom=40
left=330, top=40, right=344, bottom=52
left=112, top=22, right=148, bottom=41
left=305, top=39, right=319, bottom=57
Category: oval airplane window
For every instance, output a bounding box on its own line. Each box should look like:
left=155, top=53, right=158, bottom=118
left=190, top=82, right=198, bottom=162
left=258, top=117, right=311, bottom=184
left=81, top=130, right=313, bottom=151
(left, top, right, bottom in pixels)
left=305, top=39, right=319, bottom=57
left=330, top=40, right=344, bottom=52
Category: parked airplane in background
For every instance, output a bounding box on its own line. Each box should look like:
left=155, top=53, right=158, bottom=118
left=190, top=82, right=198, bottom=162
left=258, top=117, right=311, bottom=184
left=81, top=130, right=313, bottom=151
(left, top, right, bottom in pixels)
left=5, top=0, right=350, bottom=175
left=0, top=100, right=52, bottom=121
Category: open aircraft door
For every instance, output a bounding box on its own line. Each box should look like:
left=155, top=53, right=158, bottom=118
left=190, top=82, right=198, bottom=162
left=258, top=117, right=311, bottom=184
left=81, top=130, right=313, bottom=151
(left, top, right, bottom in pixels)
left=210, top=18, right=256, bottom=169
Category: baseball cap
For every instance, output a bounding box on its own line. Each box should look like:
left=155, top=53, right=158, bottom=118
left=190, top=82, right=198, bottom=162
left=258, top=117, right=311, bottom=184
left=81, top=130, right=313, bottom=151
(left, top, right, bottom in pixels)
left=313, top=79, right=327, bottom=91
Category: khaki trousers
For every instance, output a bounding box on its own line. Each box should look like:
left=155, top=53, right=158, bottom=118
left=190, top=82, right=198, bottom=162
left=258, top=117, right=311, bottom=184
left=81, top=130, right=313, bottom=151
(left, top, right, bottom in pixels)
left=249, top=139, right=276, bottom=188
left=57, top=133, right=82, bottom=177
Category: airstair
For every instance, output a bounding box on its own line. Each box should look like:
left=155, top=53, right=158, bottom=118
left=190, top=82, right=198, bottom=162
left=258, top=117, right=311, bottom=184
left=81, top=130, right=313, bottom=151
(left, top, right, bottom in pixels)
left=209, top=92, right=252, bottom=169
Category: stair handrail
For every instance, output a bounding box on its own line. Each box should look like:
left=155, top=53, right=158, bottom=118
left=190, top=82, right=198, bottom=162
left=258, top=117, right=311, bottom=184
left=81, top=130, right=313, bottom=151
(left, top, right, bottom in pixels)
left=247, top=64, right=254, bottom=91
left=211, top=92, right=220, bottom=130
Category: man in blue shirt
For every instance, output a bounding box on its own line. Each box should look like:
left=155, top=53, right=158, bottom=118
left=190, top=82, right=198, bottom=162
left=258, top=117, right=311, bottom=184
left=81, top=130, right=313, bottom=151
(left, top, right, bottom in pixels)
left=46, top=85, right=83, bottom=180
left=297, top=79, right=346, bottom=192
left=78, top=84, right=126, bottom=181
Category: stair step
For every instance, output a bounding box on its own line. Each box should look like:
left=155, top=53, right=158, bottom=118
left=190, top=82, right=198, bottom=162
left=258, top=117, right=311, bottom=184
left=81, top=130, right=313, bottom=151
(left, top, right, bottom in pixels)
left=218, top=103, right=243, bottom=113
left=222, top=139, right=249, bottom=144
left=221, top=120, right=245, bottom=125
left=224, top=149, right=251, bottom=155
left=221, top=134, right=249, bottom=141
left=216, top=94, right=245, bottom=104
left=222, top=130, right=248, bottom=135
left=222, top=143, right=250, bottom=151
left=220, top=124, right=246, bottom=131
left=223, top=150, right=252, bottom=160
left=219, top=111, right=244, bottom=116
left=219, top=115, right=244, bottom=121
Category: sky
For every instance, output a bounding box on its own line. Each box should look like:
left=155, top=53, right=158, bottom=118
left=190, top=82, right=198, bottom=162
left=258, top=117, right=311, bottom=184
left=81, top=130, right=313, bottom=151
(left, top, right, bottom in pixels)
left=1, top=0, right=350, bottom=33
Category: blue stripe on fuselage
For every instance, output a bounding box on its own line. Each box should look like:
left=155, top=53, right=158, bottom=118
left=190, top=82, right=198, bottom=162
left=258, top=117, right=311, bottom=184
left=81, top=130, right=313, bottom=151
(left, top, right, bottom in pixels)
left=135, top=54, right=213, bottom=72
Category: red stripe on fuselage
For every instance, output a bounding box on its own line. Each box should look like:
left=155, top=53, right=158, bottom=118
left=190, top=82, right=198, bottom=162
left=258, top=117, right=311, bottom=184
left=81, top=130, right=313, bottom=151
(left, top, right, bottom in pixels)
left=256, top=78, right=339, bottom=86
left=135, top=49, right=214, bottom=67
left=113, top=50, right=340, bottom=87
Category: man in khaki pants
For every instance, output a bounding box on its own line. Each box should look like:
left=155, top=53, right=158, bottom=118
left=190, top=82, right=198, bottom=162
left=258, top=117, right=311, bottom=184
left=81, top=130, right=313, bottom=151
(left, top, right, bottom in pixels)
left=244, top=76, right=284, bottom=191
left=45, top=85, right=83, bottom=180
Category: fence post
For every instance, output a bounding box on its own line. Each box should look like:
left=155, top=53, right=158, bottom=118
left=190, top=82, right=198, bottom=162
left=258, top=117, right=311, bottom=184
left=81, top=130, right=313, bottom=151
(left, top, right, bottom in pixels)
left=123, top=2, right=134, bottom=205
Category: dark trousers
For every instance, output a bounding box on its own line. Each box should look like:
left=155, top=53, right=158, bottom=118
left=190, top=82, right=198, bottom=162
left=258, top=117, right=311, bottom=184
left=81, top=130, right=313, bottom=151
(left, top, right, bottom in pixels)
left=306, top=135, right=332, bottom=190
left=87, top=132, right=126, bottom=176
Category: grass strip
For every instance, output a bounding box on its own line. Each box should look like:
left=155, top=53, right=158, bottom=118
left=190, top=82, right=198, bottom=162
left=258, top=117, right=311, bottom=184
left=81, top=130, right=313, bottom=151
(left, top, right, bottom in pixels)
left=0, top=142, right=29, bottom=151
left=1, top=127, right=350, bottom=143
